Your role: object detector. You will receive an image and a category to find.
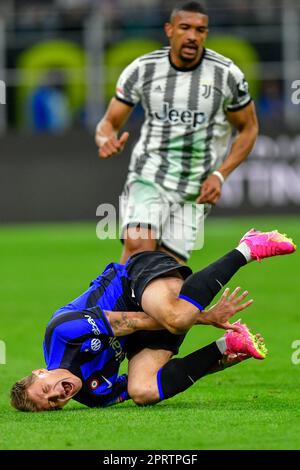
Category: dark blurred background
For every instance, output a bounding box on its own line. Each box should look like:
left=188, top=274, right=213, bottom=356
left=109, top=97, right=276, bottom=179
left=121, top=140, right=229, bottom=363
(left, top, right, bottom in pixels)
left=0, top=0, right=299, bottom=222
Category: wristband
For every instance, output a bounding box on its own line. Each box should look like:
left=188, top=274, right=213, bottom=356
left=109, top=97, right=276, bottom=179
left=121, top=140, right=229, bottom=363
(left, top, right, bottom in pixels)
left=212, top=170, right=225, bottom=185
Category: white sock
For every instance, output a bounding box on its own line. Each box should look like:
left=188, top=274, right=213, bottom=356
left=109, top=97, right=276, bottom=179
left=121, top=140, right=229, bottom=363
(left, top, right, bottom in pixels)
left=216, top=337, right=226, bottom=354
left=236, top=242, right=253, bottom=263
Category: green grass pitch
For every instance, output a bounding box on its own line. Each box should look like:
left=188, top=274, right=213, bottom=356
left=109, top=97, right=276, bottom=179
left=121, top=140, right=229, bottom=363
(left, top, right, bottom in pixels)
left=1, top=217, right=300, bottom=450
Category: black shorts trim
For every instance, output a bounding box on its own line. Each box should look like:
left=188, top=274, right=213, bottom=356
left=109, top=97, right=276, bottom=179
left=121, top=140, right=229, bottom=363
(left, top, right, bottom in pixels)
left=125, top=251, right=192, bottom=307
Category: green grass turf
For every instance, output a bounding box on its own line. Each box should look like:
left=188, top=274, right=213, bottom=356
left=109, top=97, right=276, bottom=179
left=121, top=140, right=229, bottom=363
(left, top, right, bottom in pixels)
left=1, top=217, right=300, bottom=450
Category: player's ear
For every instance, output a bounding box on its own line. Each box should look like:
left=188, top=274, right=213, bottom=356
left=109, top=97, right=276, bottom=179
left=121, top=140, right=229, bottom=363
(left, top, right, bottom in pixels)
left=32, top=368, right=48, bottom=377
left=164, top=22, right=173, bottom=39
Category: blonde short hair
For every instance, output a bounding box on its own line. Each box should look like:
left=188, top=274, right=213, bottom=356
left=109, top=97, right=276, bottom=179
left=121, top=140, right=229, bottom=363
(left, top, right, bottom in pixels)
left=10, top=374, right=40, bottom=412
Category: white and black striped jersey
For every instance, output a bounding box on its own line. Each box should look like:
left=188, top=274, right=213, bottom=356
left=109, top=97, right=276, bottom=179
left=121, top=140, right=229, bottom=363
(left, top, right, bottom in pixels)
left=116, top=47, right=252, bottom=198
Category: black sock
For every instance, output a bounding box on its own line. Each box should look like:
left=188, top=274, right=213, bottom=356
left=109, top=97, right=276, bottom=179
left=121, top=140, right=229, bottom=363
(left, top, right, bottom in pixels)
left=157, top=342, right=222, bottom=401
left=179, top=249, right=247, bottom=310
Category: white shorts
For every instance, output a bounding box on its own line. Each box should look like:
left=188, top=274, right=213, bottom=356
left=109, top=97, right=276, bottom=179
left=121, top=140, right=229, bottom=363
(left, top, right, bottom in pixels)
left=120, top=179, right=205, bottom=261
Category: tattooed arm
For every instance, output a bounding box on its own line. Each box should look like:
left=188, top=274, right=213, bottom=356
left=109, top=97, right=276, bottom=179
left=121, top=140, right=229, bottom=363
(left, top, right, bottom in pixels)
left=104, top=311, right=164, bottom=336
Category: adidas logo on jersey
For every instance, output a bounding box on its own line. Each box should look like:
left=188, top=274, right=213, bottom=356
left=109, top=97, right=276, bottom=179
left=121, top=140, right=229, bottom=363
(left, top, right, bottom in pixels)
left=154, top=85, right=163, bottom=93
left=153, top=101, right=206, bottom=129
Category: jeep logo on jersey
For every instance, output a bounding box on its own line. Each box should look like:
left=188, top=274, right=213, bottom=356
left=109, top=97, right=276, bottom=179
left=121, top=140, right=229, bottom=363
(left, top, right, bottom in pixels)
left=91, top=338, right=102, bottom=351
left=154, top=102, right=205, bottom=129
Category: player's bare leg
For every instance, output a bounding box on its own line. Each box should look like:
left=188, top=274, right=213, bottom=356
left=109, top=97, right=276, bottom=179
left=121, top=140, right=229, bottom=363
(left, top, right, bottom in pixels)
left=120, top=226, right=157, bottom=264
left=141, top=275, right=197, bottom=334
left=141, top=274, right=252, bottom=334
left=128, top=348, right=172, bottom=405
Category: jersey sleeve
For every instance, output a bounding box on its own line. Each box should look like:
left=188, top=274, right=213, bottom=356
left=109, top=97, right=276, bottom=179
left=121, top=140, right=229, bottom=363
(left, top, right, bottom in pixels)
left=56, top=307, right=114, bottom=340
left=44, top=307, right=114, bottom=370
left=115, top=58, right=141, bottom=107
left=224, top=62, right=252, bottom=112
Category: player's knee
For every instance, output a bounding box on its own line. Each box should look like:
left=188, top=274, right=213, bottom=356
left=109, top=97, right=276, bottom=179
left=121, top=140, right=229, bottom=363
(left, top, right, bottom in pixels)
left=128, top=384, right=158, bottom=406
left=132, top=394, right=157, bottom=406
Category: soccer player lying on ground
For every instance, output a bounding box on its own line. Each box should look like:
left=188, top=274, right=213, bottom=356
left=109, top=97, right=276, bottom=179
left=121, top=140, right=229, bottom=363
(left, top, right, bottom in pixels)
left=10, top=229, right=295, bottom=411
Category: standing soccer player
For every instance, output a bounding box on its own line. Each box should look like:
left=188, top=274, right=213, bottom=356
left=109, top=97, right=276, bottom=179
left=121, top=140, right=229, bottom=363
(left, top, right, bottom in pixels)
left=95, top=1, right=258, bottom=263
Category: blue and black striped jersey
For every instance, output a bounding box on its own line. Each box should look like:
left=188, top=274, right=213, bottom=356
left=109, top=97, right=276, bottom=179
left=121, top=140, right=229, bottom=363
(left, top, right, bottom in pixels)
left=43, top=262, right=137, bottom=408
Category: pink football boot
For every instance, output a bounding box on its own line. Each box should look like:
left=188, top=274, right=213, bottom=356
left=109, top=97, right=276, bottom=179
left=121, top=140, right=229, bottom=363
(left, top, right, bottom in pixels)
left=239, top=228, right=296, bottom=262
left=225, top=321, right=267, bottom=360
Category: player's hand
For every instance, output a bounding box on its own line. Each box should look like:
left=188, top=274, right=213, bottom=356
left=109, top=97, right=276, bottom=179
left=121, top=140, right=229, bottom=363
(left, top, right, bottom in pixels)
left=199, top=287, right=253, bottom=331
left=96, top=131, right=129, bottom=158
left=197, top=174, right=222, bottom=205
